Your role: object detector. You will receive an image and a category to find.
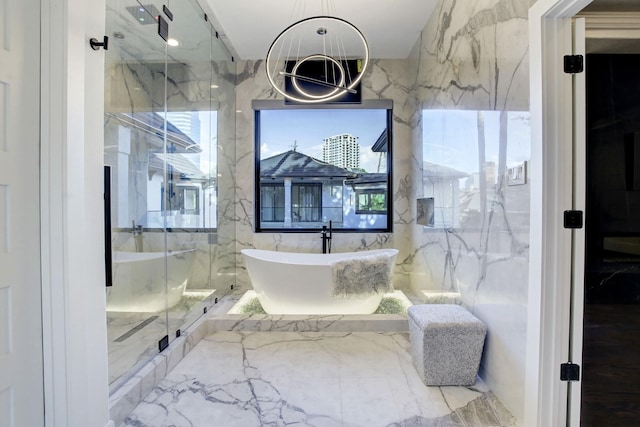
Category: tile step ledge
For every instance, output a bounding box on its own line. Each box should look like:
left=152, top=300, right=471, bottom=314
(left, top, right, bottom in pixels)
left=207, top=313, right=410, bottom=332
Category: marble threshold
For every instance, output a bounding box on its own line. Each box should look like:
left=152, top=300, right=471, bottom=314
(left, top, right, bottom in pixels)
left=110, top=291, right=519, bottom=427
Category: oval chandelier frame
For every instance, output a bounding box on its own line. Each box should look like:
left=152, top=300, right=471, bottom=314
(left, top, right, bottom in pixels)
left=265, top=15, right=370, bottom=104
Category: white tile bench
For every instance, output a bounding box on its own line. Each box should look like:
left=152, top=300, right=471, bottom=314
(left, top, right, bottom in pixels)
left=408, top=304, right=487, bottom=386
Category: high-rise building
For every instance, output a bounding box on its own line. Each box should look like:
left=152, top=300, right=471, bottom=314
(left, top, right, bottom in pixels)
left=166, top=111, right=201, bottom=144
left=322, top=133, right=360, bottom=169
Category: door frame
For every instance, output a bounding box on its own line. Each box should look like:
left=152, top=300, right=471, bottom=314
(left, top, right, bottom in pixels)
left=528, top=3, right=640, bottom=426
left=40, top=0, right=112, bottom=426
left=569, top=12, right=640, bottom=427
left=526, top=0, right=591, bottom=426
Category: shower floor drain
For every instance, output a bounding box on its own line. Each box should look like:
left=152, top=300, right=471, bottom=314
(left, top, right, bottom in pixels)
left=114, top=315, right=159, bottom=342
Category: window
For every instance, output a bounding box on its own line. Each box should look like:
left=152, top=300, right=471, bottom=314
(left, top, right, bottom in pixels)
left=181, top=187, right=199, bottom=213
left=356, top=189, right=387, bottom=214
left=292, top=183, right=322, bottom=222
left=260, top=184, right=285, bottom=223
left=253, top=100, right=393, bottom=232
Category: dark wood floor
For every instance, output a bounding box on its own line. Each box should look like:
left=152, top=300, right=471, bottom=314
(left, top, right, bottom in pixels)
left=581, top=304, right=640, bottom=427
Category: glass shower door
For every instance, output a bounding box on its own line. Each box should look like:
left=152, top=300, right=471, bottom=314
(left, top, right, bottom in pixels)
left=104, top=0, right=170, bottom=388
left=161, top=0, right=216, bottom=347
left=161, top=0, right=237, bottom=342
left=103, top=0, right=236, bottom=390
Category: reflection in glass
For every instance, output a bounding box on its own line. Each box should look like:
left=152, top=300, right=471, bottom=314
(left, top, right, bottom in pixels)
left=422, top=110, right=531, bottom=229
left=106, top=111, right=217, bottom=230
left=603, top=236, right=640, bottom=262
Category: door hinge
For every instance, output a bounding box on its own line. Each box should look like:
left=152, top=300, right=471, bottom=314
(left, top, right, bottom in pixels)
left=564, top=210, right=583, bottom=229
left=157, top=15, right=169, bottom=42
left=162, top=5, right=173, bottom=21
left=158, top=335, right=169, bottom=352
left=564, top=55, right=584, bottom=74
left=560, top=363, right=580, bottom=381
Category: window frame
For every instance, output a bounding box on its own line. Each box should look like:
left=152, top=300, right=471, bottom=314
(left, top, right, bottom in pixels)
left=291, top=182, right=323, bottom=223
left=355, top=188, right=387, bottom=214
left=253, top=99, right=393, bottom=233
left=259, top=183, right=285, bottom=223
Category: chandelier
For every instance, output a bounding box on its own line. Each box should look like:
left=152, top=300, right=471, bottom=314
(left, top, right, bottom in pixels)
left=265, top=1, right=370, bottom=104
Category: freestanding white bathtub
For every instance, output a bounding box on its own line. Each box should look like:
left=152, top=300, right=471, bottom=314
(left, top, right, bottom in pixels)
left=241, top=248, right=399, bottom=315
left=106, top=249, right=196, bottom=312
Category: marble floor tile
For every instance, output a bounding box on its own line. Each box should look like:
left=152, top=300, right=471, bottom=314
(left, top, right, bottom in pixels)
left=341, top=377, right=403, bottom=426
left=107, top=293, right=213, bottom=386
left=121, top=331, right=519, bottom=427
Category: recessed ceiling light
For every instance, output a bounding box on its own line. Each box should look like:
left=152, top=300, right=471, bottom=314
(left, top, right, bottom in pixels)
left=167, top=38, right=180, bottom=47
left=210, top=84, right=219, bottom=89
left=126, top=4, right=160, bottom=26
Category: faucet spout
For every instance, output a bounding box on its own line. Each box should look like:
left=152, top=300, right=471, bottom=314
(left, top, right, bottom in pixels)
left=132, top=220, right=144, bottom=252
left=320, top=223, right=332, bottom=254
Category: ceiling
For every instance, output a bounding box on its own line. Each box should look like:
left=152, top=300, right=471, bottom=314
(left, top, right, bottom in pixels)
left=581, top=0, right=640, bottom=53
left=107, top=0, right=640, bottom=63
left=202, top=0, right=439, bottom=60
left=582, top=0, right=640, bottom=12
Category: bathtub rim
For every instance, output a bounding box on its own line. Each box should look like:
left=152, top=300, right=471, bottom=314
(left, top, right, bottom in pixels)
left=241, top=248, right=399, bottom=266
left=241, top=248, right=399, bottom=315
left=113, top=248, right=197, bottom=263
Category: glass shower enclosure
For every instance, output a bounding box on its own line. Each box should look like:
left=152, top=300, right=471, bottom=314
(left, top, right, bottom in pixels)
left=103, top=0, right=236, bottom=389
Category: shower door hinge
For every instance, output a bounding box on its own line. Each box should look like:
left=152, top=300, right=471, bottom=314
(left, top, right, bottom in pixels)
left=564, top=55, right=584, bottom=74
left=162, top=5, right=173, bottom=21
left=158, top=335, right=169, bottom=352
left=560, top=363, right=580, bottom=381
left=563, top=210, right=583, bottom=229
left=157, top=15, right=169, bottom=42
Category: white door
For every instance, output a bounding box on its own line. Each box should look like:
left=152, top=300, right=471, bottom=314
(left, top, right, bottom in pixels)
left=0, top=0, right=44, bottom=425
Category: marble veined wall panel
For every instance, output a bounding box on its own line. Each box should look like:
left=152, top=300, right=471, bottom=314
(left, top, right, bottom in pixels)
left=106, top=52, right=237, bottom=297
left=234, top=59, right=416, bottom=291
left=408, top=0, right=531, bottom=422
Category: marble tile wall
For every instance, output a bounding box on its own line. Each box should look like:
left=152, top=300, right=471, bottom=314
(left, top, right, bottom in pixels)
left=407, top=0, right=531, bottom=422
left=234, top=59, right=417, bottom=291
left=106, top=55, right=237, bottom=295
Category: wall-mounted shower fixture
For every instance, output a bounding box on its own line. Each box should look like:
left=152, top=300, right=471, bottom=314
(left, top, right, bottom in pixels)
left=132, top=220, right=144, bottom=253
left=321, top=220, right=333, bottom=254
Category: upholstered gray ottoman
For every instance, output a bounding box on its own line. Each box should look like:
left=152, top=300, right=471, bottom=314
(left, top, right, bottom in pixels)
left=408, top=304, right=487, bottom=386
